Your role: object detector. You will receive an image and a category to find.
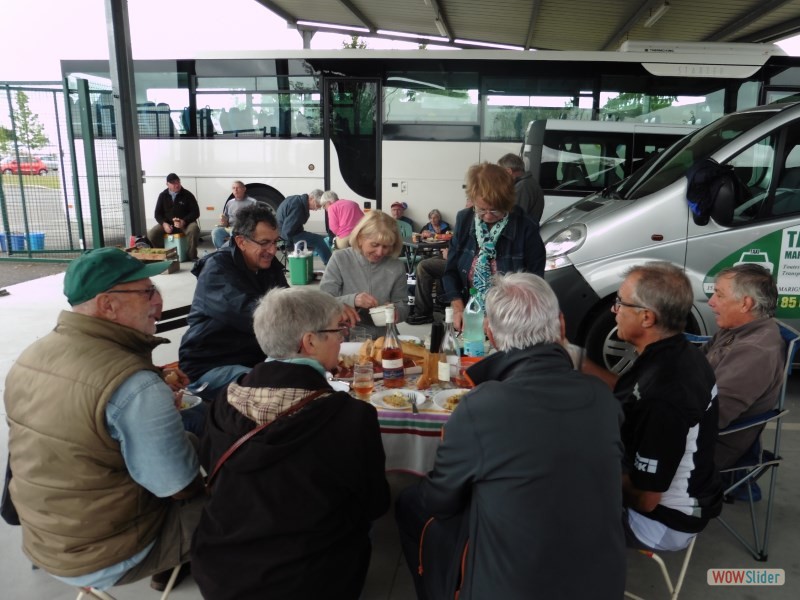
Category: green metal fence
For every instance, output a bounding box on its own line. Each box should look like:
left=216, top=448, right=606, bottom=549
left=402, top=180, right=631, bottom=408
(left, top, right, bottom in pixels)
left=0, top=81, right=126, bottom=262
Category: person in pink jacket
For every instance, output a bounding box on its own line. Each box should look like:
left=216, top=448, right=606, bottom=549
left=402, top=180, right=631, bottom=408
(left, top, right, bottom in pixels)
left=322, top=191, right=365, bottom=249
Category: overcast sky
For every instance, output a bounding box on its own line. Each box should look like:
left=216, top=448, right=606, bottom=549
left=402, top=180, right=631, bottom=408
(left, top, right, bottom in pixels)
left=2, top=0, right=799, bottom=81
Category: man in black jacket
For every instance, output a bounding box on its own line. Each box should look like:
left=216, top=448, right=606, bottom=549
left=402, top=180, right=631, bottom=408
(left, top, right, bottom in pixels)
left=396, top=272, right=626, bottom=600
left=179, top=203, right=288, bottom=400
left=147, top=173, right=201, bottom=260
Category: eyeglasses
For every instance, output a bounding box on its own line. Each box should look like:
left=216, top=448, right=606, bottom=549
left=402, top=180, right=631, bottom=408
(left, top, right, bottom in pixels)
left=105, top=285, right=159, bottom=301
left=474, top=207, right=507, bottom=218
left=612, top=295, right=648, bottom=313
left=315, top=325, right=350, bottom=339
left=244, top=236, right=279, bottom=249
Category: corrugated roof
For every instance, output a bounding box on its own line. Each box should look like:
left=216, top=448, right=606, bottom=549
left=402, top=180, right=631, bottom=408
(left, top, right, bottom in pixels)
left=255, top=0, right=800, bottom=51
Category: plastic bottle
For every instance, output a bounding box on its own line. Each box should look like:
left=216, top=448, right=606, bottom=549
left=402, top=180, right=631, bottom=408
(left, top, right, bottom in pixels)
left=382, top=305, right=406, bottom=388
left=438, top=307, right=460, bottom=385
left=462, top=289, right=485, bottom=357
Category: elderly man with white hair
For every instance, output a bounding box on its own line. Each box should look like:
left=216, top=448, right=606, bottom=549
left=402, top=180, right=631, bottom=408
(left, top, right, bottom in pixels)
left=395, top=272, right=626, bottom=600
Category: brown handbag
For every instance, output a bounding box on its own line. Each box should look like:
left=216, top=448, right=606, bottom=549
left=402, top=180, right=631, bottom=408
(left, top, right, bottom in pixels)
left=205, top=389, right=328, bottom=491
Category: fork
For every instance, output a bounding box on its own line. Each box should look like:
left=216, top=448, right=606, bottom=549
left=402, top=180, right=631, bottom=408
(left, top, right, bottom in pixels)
left=407, top=393, right=419, bottom=414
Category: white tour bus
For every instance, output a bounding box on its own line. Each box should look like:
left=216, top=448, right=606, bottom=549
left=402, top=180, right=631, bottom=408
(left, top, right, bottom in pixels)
left=60, top=41, right=800, bottom=235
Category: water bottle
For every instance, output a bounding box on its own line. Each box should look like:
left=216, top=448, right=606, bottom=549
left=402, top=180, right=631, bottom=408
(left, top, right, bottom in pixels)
left=462, top=289, right=485, bottom=357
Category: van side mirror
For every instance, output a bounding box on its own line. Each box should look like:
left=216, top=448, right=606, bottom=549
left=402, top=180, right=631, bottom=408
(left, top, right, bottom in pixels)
left=710, top=178, right=735, bottom=227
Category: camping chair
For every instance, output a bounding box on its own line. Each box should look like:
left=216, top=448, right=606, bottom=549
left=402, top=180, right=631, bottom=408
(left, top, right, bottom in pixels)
left=685, top=321, right=798, bottom=561
left=624, top=536, right=697, bottom=600
left=714, top=320, right=798, bottom=561
left=75, top=564, right=182, bottom=600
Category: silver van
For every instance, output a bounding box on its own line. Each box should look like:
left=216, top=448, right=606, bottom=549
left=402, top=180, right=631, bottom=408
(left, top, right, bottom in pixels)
left=522, top=119, right=697, bottom=221
left=541, top=102, right=800, bottom=372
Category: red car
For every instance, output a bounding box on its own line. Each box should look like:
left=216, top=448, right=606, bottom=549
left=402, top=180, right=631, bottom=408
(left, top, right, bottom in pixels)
left=0, top=157, right=48, bottom=175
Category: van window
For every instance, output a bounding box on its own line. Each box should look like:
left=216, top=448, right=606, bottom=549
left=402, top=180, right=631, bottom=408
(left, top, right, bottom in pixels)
left=538, top=130, right=680, bottom=194
left=624, top=111, right=774, bottom=200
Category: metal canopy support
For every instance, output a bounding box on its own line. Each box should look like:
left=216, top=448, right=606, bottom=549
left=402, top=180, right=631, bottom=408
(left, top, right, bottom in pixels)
left=301, top=28, right=315, bottom=49
left=104, top=0, right=146, bottom=239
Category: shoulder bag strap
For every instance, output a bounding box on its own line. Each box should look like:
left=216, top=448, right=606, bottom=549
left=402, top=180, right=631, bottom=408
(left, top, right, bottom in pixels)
left=205, top=389, right=329, bottom=490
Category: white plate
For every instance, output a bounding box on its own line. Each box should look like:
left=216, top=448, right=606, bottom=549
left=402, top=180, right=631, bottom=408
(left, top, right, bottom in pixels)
left=398, top=335, right=422, bottom=344
left=432, top=388, right=470, bottom=412
left=179, top=393, right=202, bottom=411
left=371, top=388, right=425, bottom=411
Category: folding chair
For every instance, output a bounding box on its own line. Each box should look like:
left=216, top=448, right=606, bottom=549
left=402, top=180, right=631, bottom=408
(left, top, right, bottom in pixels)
left=75, top=563, right=182, bottom=600
left=624, top=536, right=697, bottom=600
left=714, top=320, right=798, bottom=561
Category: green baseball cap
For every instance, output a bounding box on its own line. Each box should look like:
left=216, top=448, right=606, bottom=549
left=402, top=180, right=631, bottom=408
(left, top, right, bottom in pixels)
left=64, top=247, right=172, bottom=306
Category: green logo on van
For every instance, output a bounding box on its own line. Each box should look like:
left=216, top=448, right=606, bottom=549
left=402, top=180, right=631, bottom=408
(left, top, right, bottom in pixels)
left=703, top=226, right=800, bottom=317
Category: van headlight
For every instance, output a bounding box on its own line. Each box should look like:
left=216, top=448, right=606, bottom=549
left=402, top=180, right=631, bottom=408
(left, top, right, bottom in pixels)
left=544, top=225, right=586, bottom=271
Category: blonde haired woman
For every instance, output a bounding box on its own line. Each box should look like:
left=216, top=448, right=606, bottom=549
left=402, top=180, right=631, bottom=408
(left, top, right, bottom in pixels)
left=320, top=210, right=409, bottom=338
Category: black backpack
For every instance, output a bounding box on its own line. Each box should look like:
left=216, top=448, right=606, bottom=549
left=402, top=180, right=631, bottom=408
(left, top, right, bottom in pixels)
left=686, top=158, right=746, bottom=226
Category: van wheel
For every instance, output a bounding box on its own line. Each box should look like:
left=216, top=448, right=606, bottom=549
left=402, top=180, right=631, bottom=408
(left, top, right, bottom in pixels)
left=584, top=306, right=638, bottom=375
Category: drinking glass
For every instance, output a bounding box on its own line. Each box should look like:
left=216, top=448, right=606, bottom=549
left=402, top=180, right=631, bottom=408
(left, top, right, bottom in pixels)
left=350, top=326, right=372, bottom=344
left=352, top=362, right=375, bottom=400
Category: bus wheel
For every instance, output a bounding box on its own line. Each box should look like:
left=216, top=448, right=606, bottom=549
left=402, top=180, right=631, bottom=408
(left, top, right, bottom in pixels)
left=244, top=183, right=284, bottom=216
left=584, top=304, right=637, bottom=375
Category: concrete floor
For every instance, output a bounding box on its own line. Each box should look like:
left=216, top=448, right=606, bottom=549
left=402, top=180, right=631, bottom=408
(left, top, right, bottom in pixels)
left=1, top=240, right=799, bottom=598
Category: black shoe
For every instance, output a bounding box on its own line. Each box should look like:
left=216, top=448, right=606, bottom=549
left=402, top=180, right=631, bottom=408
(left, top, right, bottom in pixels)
left=150, top=562, right=191, bottom=592
left=407, top=313, right=433, bottom=325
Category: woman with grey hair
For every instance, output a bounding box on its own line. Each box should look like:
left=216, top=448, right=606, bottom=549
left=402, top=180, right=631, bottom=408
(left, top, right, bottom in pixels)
left=320, top=210, right=409, bottom=338
left=192, top=287, right=390, bottom=600
left=420, top=208, right=451, bottom=239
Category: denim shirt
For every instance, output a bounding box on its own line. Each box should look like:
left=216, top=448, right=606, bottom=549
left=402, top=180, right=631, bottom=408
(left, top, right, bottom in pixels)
left=441, top=206, right=546, bottom=304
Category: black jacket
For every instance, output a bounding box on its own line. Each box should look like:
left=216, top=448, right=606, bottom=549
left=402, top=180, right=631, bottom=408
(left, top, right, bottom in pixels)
left=420, top=344, right=626, bottom=600
left=178, top=245, right=288, bottom=381
left=192, top=362, right=390, bottom=600
left=153, top=187, right=200, bottom=225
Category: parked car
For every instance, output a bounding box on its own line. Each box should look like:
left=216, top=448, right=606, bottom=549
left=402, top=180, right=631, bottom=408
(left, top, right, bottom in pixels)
left=36, top=153, right=60, bottom=171
left=0, top=156, right=48, bottom=175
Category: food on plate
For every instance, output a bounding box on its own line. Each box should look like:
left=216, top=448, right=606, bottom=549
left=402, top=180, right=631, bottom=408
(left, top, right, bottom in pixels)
left=381, top=393, right=411, bottom=408
left=371, top=336, right=427, bottom=361
left=444, top=390, right=468, bottom=411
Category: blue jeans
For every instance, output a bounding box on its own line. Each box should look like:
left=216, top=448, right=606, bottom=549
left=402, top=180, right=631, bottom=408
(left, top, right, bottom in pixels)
left=290, top=231, right=332, bottom=265
left=212, top=226, right=231, bottom=250
left=189, top=364, right=252, bottom=402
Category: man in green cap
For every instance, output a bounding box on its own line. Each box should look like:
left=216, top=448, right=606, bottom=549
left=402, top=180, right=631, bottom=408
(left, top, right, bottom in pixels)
left=4, top=247, right=204, bottom=593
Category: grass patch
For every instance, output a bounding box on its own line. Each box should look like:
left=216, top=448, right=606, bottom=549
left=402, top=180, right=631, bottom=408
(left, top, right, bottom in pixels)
left=0, top=173, right=62, bottom=190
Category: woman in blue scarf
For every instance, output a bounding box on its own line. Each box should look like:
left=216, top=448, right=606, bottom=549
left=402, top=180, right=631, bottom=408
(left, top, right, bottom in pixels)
left=441, top=162, right=546, bottom=330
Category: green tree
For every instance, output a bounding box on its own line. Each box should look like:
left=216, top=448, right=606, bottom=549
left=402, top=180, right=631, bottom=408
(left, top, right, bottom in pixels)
left=11, top=91, right=49, bottom=156
left=602, top=93, right=676, bottom=120
left=342, top=35, right=367, bottom=49
left=0, top=125, right=13, bottom=155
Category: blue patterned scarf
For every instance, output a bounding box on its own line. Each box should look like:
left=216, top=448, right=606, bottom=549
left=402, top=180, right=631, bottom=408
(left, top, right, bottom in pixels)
left=472, top=212, right=509, bottom=309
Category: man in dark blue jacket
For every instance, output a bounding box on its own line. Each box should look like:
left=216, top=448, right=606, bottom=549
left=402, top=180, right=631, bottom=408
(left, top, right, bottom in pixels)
left=276, top=189, right=331, bottom=264
left=179, top=204, right=288, bottom=400
left=396, top=272, right=626, bottom=600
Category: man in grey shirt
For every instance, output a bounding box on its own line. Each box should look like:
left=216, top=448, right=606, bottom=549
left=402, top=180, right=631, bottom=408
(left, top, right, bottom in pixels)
left=212, top=180, right=258, bottom=249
